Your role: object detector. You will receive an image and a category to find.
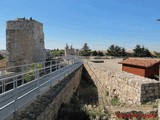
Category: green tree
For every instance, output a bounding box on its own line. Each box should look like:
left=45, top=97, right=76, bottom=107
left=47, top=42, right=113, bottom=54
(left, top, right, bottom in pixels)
left=79, top=43, right=91, bottom=56
left=121, top=47, right=127, bottom=56
left=133, top=45, right=152, bottom=57
left=91, top=50, right=98, bottom=56
left=50, top=49, right=64, bottom=57
left=0, top=54, right=4, bottom=60
left=24, top=63, right=42, bottom=82
left=107, top=44, right=127, bottom=57
left=153, top=51, right=160, bottom=58
left=97, top=51, right=104, bottom=56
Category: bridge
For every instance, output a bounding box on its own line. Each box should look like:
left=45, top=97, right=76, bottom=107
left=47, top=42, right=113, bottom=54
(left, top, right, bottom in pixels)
left=0, top=56, right=83, bottom=120
left=2, top=57, right=160, bottom=120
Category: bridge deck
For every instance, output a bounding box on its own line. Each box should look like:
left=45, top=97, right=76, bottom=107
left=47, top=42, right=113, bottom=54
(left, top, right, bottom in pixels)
left=0, top=57, right=83, bottom=120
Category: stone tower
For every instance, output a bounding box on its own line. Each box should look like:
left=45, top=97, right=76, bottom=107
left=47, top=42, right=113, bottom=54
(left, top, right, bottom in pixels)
left=6, top=18, right=46, bottom=67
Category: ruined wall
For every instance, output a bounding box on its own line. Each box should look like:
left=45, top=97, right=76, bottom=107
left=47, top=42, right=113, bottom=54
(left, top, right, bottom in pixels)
left=12, top=66, right=83, bottom=120
left=84, top=61, right=160, bottom=105
left=6, top=18, right=46, bottom=67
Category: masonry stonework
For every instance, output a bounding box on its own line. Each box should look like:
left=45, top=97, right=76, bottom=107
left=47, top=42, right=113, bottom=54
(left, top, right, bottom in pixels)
left=84, top=61, right=160, bottom=105
left=6, top=18, right=46, bottom=68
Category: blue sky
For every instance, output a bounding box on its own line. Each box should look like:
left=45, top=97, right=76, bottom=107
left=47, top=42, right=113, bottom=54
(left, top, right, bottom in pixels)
left=0, top=0, right=160, bottom=51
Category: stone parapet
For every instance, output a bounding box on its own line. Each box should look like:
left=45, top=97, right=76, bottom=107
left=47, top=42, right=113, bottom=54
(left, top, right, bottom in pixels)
left=84, top=61, right=160, bottom=105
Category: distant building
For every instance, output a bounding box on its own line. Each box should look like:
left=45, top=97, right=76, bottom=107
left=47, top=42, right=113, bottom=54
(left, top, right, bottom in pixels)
left=119, top=58, right=160, bottom=78
left=6, top=18, right=46, bottom=67
left=64, top=44, right=79, bottom=56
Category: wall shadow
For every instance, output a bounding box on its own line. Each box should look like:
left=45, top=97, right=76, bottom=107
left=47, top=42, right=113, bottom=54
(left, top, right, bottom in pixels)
left=77, top=66, right=99, bottom=105
left=56, top=66, right=99, bottom=120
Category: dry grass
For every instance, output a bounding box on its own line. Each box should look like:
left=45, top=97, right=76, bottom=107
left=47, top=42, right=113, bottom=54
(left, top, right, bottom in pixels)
left=0, top=59, right=6, bottom=68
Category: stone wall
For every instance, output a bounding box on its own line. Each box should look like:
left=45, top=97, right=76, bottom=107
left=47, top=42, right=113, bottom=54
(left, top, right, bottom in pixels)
left=11, top=66, right=83, bottom=120
left=84, top=61, right=160, bottom=105
left=6, top=18, right=46, bottom=68
left=83, top=63, right=108, bottom=105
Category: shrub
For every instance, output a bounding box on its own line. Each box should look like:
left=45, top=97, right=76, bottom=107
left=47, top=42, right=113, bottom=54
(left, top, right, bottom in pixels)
left=0, top=54, right=4, bottom=60
left=24, top=63, right=42, bottom=82
left=111, top=96, right=121, bottom=106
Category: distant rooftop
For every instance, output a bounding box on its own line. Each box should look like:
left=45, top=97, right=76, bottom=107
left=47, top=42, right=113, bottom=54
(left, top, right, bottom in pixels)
left=119, top=58, right=160, bottom=68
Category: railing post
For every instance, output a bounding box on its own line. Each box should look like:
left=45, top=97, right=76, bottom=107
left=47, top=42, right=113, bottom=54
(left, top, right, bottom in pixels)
left=56, top=60, right=58, bottom=70
left=36, top=70, right=40, bottom=98
left=50, top=61, right=52, bottom=87
left=34, top=63, right=36, bottom=70
left=71, top=59, right=73, bottom=64
left=59, top=59, right=61, bottom=69
left=50, top=61, right=52, bottom=73
left=42, top=62, right=45, bottom=75
left=74, top=57, right=75, bottom=63
left=21, top=66, right=24, bottom=85
left=70, top=65, right=72, bottom=74
left=42, top=61, right=45, bottom=68
left=58, top=60, right=61, bottom=69
left=13, top=77, right=18, bottom=116
left=58, top=60, right=59, bottom=69
left=1, top=69, right=5, bottom=76
left=2, top=80, right=5, bottom=93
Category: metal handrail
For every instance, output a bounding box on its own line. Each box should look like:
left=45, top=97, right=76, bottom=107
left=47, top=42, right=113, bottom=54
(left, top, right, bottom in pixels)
left=0, top=58, right=64, bottom=76
left=0, top=58, right=61, bottom=71
left=0, top=60, right=67, bottom=94
left=0, top=57, right=83, bottom=120
left=0, top=61, right=65, bottom=81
